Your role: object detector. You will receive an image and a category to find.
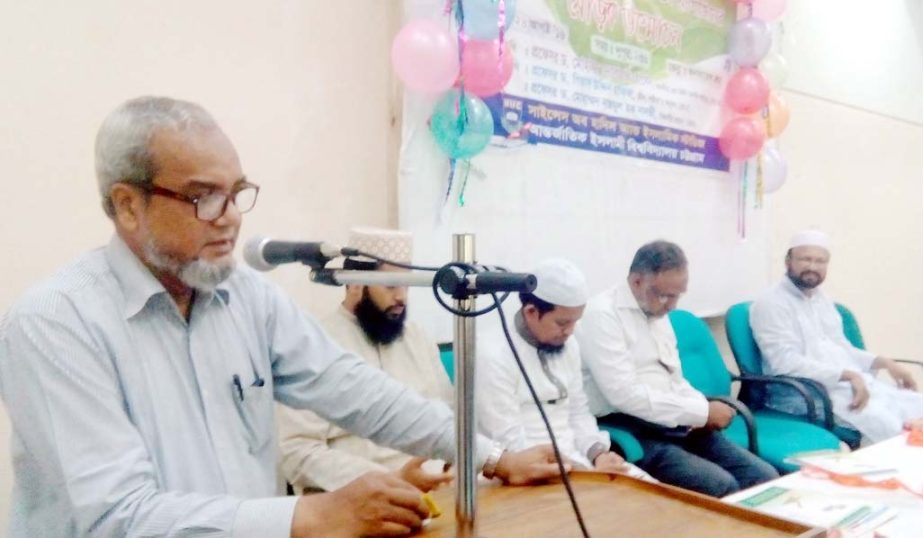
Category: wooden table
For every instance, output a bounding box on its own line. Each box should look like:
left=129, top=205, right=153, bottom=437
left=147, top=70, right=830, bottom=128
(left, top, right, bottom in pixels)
left=417, top=472, right=823, bottom=537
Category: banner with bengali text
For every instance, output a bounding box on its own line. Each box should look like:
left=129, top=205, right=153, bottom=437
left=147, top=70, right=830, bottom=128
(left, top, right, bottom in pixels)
left=491, top=0, right=735, bottom=171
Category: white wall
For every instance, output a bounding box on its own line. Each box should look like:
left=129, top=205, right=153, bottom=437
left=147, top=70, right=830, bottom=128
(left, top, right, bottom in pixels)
left=0, top=0, right=401, bottom=529
left=783, top=0, right=923, bottom=125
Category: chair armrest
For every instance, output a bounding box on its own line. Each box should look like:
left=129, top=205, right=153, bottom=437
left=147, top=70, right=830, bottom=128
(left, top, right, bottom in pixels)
left=785, top=376, right=836, bottom=431
left=893, top=359, right=923, bottom=372
left=731, top=374, right=823, bottom=427
left=707, top=396, right=758, bottom=455
left=599, top=425, right=644, bottom=463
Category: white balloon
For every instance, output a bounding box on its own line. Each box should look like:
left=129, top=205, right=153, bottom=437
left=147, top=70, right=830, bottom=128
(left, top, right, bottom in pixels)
left=761, top=146, right=788, bottom=193
left=760, top=52, right=789, bottom=90
left=728, top=18, right=772, bottom=67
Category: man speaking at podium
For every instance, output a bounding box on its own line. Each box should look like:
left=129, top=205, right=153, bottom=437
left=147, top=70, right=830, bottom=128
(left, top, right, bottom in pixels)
left=0, top=96, right=561, bottom=537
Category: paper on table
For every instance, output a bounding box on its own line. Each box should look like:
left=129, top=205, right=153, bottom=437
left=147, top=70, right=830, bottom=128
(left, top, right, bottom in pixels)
left=736, top=485, right=897, bottom=534
left=784, top=451, right=898, bottom=477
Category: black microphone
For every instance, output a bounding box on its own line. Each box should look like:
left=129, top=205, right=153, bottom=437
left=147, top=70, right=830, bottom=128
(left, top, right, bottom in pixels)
left=437, top=266, right=536, bottom=298
left=244, top=236, right=345, bottom=271
left=470, top=271, right=537, bottom=294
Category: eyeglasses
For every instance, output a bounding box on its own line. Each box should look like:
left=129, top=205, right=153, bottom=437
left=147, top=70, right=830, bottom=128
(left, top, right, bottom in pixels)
left=791, top=255, right=829, bottom=267
left=140, top=182, right=260, bottom=222
left=648, top=286, right=683, bottom=304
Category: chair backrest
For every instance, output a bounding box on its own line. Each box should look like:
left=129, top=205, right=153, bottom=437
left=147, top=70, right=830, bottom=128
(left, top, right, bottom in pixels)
left=724, top=302, right=764, bottom=376
left=438, top=342, right=455, bottom=383
left=724, top=302, right=769, bottom=408
left=724, top=300, right=865, bottom=409
left=835, top=303, right=866, bottom=350
left=668, top=309, right=732, bottom=397
left=726, top=301, right=867, bottom=365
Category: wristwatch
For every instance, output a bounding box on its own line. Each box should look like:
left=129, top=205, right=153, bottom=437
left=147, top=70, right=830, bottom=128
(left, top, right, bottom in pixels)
left=481, top=443, right=506, bottom=479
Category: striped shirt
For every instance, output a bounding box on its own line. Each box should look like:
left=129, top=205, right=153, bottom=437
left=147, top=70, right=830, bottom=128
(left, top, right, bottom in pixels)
left=0, top=235, right=473, bottom=537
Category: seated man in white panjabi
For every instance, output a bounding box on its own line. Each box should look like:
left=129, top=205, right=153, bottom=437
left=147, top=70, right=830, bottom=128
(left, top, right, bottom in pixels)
left=476, top=258, right=651, bottom=479
left=751, top=229, right=923, bottom=443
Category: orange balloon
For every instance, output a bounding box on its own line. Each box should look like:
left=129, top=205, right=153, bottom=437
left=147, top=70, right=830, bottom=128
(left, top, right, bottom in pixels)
left=765, top=92, right=790, bottom=138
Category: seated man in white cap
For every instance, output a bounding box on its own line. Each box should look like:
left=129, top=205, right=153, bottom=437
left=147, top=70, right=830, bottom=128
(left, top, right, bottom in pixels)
left=476, top=258, right=650, bottom=478
left=577, top=241, right=778, bottom=497
left=751, top=229, right=923, bottom=443
left=278, top=227, right=454, bottom=493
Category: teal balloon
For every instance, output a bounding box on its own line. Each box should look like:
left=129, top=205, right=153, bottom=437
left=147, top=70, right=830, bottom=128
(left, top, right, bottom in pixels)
left=463, top=0, right=518, bottom=40
left=429, top=89, right=494, bottom=159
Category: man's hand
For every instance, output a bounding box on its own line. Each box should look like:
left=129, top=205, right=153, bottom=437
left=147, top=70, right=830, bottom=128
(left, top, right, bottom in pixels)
left=395, top=456, right=453, bottom=493
left=592, top=451, right=628, bottom=473
left=492, top=444, right=570, bottom=485
left=704, top=400, right=736, bottom=430
left=878, top=358, right=919, bottom=391
left=890, top=364, right=918, bottom=391
left=841, top=370, right=870, bottom=411
left=290, top=472, right=429, bottom=538
left=904, top=417, right=923, bottom=432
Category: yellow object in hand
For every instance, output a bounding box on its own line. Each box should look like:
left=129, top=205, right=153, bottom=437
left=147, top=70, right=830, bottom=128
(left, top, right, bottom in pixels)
left=421, top=493, right=442, bottom=518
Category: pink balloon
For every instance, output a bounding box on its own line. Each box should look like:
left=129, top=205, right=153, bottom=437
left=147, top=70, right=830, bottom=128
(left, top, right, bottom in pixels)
left=734, top=0, right=754, bottom=3
left=391, top=19, right=459, bottom=94
left=460, top=39, right=514, bottom=97
left=751, top=0, right=787, bottom=21
left=725, top=67, right=770, bottom=114
left=719, top=117, right=765, bottom=160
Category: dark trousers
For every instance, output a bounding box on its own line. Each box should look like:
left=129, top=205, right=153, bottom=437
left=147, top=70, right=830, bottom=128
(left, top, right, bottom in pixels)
left=602, top=414, right=778, bottom=497
left=637, top=429, right=778, bottom=497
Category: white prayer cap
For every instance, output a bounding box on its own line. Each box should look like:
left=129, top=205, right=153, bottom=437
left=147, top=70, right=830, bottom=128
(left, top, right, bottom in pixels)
left=347, top=227, right=413, bottom=264
left=789, top=229, right=830, bottom=251
left=530, top=258, right=589, bottom=308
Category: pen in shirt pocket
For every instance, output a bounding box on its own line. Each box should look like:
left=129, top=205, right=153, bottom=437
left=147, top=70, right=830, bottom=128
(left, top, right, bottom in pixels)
left=232, top=374, right=245, bottom=401
left=233, top=373, right=266, bottom=401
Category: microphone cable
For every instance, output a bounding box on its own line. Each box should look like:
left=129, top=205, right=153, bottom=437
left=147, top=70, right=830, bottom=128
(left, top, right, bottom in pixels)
left=345, top=248, right=442, bottom=272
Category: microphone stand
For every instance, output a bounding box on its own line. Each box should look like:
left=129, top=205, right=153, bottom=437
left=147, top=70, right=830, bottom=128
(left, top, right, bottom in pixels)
left=308, top=233, right=535, bottom=537
left=451, top=233, right=478, bottom=538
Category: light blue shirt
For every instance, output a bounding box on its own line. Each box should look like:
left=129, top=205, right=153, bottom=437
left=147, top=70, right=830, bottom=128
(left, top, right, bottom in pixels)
left=0, top=236, right=480, bottom=537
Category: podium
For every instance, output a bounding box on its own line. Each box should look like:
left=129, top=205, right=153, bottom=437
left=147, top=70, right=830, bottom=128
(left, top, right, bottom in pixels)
left=416, top=472, right=824, bottom=537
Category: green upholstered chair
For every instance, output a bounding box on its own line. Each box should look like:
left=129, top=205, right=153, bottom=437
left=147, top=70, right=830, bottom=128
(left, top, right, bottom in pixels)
left=597, top=425, right=644, bottom=463
left=835, top=303, right=866, bottom=350
left=670, top=309, right=841, bottom=473
left=438, top=343, right=455, bottom=384
left=437, top=343, right=644, bottom=463
left=724, top=302, right=862, bottom=449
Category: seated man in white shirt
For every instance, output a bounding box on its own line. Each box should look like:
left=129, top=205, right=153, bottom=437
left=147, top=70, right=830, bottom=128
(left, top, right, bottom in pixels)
left=477, top=258, right=641, bottom=475
left=577, top=241, right=778, bottom=496
left=750, top=229, right=923, bottom=443
left=278, top=227, right=454, bottom=493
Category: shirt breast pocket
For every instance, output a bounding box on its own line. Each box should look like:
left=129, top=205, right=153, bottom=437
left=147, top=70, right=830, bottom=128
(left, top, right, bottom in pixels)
left=232, top=382, right=273, bottom=454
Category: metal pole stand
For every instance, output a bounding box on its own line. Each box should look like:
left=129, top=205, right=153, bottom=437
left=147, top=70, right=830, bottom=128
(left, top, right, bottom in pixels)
left=452, top=233, right=478, bottom=538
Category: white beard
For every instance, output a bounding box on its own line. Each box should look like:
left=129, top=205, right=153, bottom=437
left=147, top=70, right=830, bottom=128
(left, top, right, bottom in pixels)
left=143, top=238, right=234, bottom=291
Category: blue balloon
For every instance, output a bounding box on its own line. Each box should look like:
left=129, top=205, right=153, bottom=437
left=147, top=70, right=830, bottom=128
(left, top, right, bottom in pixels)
left=462, top=0, right=517, bottom=40
left=429, top=89, right=495, bottom=159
